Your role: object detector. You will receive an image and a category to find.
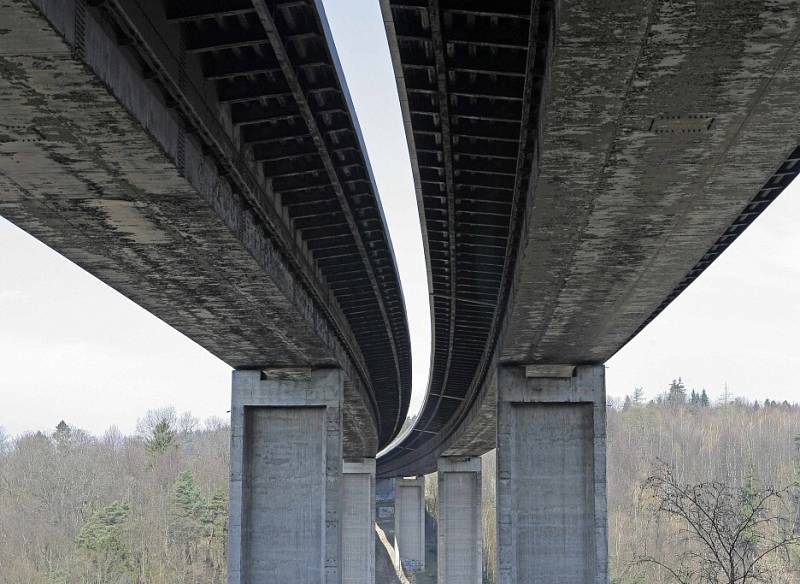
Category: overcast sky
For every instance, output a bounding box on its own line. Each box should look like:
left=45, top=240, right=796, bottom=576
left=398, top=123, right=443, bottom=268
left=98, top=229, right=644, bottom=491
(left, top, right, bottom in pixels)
left=0, top=1, right=798, bottom=437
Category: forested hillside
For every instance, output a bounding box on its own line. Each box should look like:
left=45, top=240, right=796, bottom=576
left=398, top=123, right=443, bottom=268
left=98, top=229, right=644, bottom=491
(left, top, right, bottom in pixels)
left=0, top=410, right=229, bottom=584
left=2, top=382, right=800, bottom=583
left=479, top=383, right=800, bottom=583
left=607, top=382, right=800, bottom=582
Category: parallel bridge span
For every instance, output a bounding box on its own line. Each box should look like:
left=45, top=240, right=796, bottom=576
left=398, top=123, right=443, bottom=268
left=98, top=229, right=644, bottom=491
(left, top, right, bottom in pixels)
left=377, top=0, right=800, bottom=479
left=375, top=2, right=800, bottom=577
left=0, top=0, right=412, bottom=456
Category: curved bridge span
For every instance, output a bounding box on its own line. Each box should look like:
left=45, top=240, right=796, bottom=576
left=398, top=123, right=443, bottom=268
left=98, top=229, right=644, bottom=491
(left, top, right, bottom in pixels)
left=0, top=0, right=411, bottom=455
left=378, top=0, right=800, bottom=479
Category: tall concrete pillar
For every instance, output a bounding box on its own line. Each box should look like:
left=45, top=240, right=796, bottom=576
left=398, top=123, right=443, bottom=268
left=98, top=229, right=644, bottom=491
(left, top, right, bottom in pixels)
left=393, top=476, right=425, bottom=572
left=228, top=368, right=343, bottom=584
left=342, top=458, right=376, bottom=584
left=496, top=364, right=608, bottom=584
left=437, top=457, right=482, bottom=584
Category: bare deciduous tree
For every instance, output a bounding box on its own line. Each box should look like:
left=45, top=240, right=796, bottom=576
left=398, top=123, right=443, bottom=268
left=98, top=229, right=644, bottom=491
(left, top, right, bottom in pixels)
left=135, top=406, right=177, bottom=437
left=638, top=464, right=800, bottom=583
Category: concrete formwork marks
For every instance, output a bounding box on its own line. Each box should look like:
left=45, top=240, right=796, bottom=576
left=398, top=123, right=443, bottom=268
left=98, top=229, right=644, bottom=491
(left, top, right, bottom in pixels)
left=342, top=459, right=376, bottom=584
left=229, top=369, right=343, bottom=584
left=243, top=406, right=326, bottom=582
left=438, top=457, right=482, bottom=584
left=513, top=403, right=595, bottom=582
left=394, top=478, right=425, bottom=572
left=496, top=365, right=608, bottom=584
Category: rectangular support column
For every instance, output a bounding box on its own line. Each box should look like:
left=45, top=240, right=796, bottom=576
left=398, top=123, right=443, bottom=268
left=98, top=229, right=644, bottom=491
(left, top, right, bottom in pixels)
left=496, top=364, right=608, bottom=584
left=393, top=476, right=425, bottom=572
left=342, top=458, right=376, bottom=584
left=438, top=457, right=482, bottom=584
left=229, top=368, right=343, bottom=584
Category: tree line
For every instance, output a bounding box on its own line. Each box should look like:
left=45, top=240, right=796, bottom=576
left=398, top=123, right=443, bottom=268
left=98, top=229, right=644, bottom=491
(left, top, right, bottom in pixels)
left=4, top=381, right=800, bottom=583
left=614, top=378, right=800, bottom=412
left=0, top=408, right=229, bottom=584
left=475, top=382, right=800, bottom=583
left=605, top=383, right=800, bottom=583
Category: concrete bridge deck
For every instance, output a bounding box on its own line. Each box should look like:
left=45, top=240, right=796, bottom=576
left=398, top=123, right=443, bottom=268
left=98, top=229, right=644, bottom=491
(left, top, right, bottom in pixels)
left=0, top=0, right=412, bottom=456
left=377, top=0, right=800, bottom=478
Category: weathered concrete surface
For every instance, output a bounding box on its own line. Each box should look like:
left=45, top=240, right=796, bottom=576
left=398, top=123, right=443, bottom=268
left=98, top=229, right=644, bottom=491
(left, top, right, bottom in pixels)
left=379, top=0, right=800, bottom=477
left=229, top=368, right=343, bottom=584
left=502, top=0, right=800, bottom=365
left=342, top=458, right=376, bottom=584
left=0, top=0, right=412, bottom=456
left=496, top=365, right=608, bottom=584
left=437, top=457, right=482, bottom=584
left=393, top=476, right=426, bottom=573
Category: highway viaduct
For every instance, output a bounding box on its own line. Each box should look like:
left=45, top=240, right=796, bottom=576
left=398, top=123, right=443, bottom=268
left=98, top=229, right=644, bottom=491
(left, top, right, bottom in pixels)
left=1, top=0, right=800, bottom=583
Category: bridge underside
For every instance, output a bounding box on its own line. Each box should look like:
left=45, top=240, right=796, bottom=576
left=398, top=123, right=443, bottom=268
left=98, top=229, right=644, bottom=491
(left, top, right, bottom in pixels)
left=1, top=0, right=414, bottom=457
left=4, top=1, right=800, bottom=582
left=378, top=0, right=800, bottom=477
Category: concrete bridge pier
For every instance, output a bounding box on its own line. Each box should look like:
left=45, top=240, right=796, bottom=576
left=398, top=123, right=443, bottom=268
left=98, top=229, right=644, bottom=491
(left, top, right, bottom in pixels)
left=393, top=476, right=426, bottom=572
left=437, top=457, right=482, bottom=584
left=496, top=364, right=608, bottom=584
left=228, top=368, right=343, bottom=584
left=342, top=458, right=376, bottom=584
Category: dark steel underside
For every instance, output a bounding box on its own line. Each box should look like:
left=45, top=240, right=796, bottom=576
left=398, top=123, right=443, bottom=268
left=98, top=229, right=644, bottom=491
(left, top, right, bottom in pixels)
left=158, top=0, right=412, bottom=448
left=378, top=0, right=553, bottom=472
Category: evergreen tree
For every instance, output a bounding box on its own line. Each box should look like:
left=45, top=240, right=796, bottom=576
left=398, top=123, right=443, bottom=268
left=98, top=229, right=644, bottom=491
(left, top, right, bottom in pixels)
left=206, top=490, right=228, bottom=534
left=205, top=489, right=228, bottom=569
left=667, top=378, right=687, bottom=405
left=170, top=471, right=229, bottom=569
left=173, top=471, right=204, bottom=519
left=55, top=420, right=70, bottom=437
left=171, top=471, right=205, bottom=562
left=54, top=420, right=72, bottom=451
left=632, top=387, right=645, bottom=405
left=76, top=500, right=131, bottom=579
left=690, top=389, right=699, bottom=406
left=623, top=395, right=633, bottom=411
left=700, top=389, right=710, bottom=407
left=145, top=418, right=177, bottom=460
